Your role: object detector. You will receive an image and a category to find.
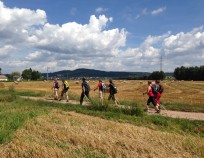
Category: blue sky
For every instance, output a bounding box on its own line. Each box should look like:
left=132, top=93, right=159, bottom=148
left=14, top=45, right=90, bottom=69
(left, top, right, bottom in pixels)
left=0, top=0, right=204, bottom=73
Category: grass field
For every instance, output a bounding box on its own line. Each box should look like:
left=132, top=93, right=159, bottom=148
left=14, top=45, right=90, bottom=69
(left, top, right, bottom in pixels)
left=2, top=80, right=204, bottom=112
left=0, top=80, right=204, bottom=157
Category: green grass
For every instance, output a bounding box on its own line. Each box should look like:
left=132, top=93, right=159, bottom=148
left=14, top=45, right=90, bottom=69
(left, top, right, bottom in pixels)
left=162, top=102, right=204, bottom=112
left=0, top=89, right=203, bottom=146
left=0, top=90, right=50, bottom=144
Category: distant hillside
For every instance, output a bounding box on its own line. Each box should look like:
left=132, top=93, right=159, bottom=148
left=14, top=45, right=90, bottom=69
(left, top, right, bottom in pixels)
left=42, top=68, right=149, bottom=79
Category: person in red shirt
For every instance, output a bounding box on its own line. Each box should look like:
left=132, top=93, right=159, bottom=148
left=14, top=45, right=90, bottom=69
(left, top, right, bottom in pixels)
left=155, top=80, right=164, bottom=111
left=94, top=80, right=104, bottom=104
left=143, top=81, right=159, bottom=113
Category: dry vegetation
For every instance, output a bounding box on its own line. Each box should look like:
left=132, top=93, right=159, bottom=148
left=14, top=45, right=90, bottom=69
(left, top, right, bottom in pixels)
left=1, top=110, right=203, bottom=158
left=0, top=80, right=204, bottom=157
left=3, top=80, right=204, bottom=106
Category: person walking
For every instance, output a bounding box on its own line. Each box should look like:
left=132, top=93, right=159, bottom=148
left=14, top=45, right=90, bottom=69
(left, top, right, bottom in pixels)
left=94, top=80, right=104, bottom=104
left=155, top=80, right=164, bottom=111
left=143, top=81, right=159, bottom=113
left=80, top=77, right=91, bottom=105
left=51, top=78, right=59, bottom=100
left=108, top=79, right=118, bottom=105
left=59, top=79, right=69, bottom=102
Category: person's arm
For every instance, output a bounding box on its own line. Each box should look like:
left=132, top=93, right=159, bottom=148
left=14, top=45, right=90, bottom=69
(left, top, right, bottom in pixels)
left=94, top=85, right=98, bottom=91
left=51, top=82, right=54, bottom=89
left=81, top=83, right=85, bottom=92
left=143, top=86, right=149, bottom=95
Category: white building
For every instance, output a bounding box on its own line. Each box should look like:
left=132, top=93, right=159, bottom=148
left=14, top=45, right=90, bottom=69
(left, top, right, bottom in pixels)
left=0, top=75, right=8, bottom=81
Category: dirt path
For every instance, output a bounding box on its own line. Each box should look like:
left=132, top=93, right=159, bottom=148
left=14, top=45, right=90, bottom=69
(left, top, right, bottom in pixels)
left=21, top=96, right=204, bottom=121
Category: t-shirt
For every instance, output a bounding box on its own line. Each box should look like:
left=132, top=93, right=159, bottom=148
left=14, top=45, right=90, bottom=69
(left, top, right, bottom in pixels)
left=98, top=82, right=102, bottom=91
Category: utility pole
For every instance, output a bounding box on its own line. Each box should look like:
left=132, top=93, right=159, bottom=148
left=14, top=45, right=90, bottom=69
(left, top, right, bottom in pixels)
left=160, top=55, right=163, bottom=72
left=47, top=67, right=49, bottom=80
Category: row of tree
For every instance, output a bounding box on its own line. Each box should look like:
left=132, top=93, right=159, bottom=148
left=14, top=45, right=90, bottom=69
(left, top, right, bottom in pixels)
left=174, top=66, right=204, bottom=80
left=5, top=68, right=41, bottom=81
left=126, top=71, right=166, bottom=80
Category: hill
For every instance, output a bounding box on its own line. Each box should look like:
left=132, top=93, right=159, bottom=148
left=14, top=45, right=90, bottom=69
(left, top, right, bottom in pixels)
left=42, top=68, right=150, bottom=79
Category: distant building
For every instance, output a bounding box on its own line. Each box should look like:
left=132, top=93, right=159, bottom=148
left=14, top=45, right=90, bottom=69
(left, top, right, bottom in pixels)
left=0, top=75, right=8, bottom=81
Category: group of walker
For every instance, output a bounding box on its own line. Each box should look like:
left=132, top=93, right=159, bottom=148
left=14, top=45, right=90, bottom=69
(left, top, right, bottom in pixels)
left=143, top=80, right=164, bottom=113
left=51, top=78, right=163, bottom=112
left=51, top=77, right=119, bottom=105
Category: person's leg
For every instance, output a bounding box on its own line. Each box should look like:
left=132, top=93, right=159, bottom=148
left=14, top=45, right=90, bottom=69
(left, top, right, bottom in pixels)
left=99, top=91, right=103, bottom=103
left=59, top=90, right=64, bottom=101
left=151, top=96, right=159, bottom=112
left=66, top=90, right=69, bottom=102
left=112, top=94, right=118, bottom=105
left=80, top=92, right=85, bottom=105
left=156, top=93, right=161, bottom=111
left=108, top=94, right=111, bottom=100
left=54, top=89, right=59, bottom=100
left=145, top=97, right=151, bottom=111
left=56, top=89, right=59, bottom=100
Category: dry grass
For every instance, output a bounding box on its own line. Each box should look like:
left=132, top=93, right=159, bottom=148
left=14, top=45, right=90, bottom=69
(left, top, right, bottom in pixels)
left=0, top=109, right=203, bottom=158
left=2, top=80, right=204, bottom=106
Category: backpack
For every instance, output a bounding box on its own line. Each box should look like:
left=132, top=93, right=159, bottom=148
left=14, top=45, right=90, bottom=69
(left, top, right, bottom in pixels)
left=64, top=81, right=69, bottom=89
left=83, top=81, right=90, bottom=92
left=101, top=82, right=106, bottom=91
left=151, top=84, right=158, bottom=95
left=111, top=84, right=118, bottom=94
left=159, top=84, right=164, bottom=94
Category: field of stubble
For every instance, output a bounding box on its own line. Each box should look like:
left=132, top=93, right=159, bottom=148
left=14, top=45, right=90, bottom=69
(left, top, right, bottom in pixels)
left=3, top=80, right=204, bottom=107
left=0, top=80, right=204, bottom=158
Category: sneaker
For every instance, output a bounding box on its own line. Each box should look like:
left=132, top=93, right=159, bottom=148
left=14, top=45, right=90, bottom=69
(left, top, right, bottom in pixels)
left=155, top=109, right=160, bottom=113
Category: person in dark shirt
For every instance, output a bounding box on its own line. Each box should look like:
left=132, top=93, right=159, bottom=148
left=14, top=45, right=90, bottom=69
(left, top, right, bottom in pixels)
left=108, top=79, right=118, bottom=105
left=80, top=77, right=91, bottom=105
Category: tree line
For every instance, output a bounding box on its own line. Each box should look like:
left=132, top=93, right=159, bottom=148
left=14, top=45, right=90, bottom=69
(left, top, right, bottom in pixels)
left=174, top=66, right=204, bottom=80
left=126, top=71, right=166, bottom=80
left=5, top=68, right=41, bottom=81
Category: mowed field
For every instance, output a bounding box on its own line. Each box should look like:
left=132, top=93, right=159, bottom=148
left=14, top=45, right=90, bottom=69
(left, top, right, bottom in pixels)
left=3, top=80, right=204, bottom=107
left=0, top=80, right=204, bottom=157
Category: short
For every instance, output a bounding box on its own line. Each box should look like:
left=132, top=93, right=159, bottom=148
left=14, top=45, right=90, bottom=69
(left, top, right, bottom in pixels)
left=61, top=89, right=68, bottom=97
left=147, top=96, right=156, bottom=107
left=54, top=88, right=59, bottom=96
left=99, top=90, right=103, bottom=99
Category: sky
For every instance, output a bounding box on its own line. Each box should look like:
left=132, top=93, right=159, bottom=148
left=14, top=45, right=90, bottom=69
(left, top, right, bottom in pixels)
left=0, top=0, right=204, bottom=74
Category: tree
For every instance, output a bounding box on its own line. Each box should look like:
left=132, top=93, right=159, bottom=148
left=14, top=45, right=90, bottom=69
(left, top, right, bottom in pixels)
left=174, top=66, right=204, bottom=80
left=22, top=68, right=32, bottom=80
left=31, top=70, right=41, bottom=80
left=22, top=68, right=41, bottom=81
left=148, top=71, right=165, bottom=80
left=10, top=72, right=21, bottom=81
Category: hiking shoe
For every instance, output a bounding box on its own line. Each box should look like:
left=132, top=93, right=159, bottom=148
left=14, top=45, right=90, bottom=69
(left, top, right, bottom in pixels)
left=155, top=109, right=160, bottom=113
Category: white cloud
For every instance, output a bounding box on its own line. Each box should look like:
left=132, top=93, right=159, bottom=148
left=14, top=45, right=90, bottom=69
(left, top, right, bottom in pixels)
left=0, top=1, right=203, bottom=74
left=151, top=7, right=166, bottom=15
left=32, top=15, right=126, bottom=57
left=95, top=7, right=108, bottom=14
